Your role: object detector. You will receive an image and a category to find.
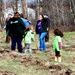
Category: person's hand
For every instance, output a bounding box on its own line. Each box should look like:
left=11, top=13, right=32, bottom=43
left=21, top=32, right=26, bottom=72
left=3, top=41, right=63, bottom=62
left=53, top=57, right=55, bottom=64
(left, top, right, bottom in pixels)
left=47, top=28, right=49, bottom=31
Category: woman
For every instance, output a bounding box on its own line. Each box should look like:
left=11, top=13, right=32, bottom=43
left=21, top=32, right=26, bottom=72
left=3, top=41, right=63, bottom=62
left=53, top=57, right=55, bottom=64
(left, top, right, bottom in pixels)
left=36, top=14, right=48, bottom=51
left=6, top=12, right=28, bottom=53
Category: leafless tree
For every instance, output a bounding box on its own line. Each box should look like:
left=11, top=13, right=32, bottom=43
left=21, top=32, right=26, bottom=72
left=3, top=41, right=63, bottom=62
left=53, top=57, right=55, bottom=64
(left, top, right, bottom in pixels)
left=21, top=0, right=28, bottom=18
left=0, top=0, right=4, bottom=29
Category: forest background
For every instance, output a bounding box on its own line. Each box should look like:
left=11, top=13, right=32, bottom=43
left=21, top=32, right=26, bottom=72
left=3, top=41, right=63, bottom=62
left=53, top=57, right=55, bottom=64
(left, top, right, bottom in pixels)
left=0, top=0, right=75, bottom=31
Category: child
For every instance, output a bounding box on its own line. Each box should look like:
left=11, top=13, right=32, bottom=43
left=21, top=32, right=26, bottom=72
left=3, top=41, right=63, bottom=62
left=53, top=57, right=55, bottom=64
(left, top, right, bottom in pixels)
left=53, top=29, right=63, bottom=62
left=24, top=27, right=34, bottom=54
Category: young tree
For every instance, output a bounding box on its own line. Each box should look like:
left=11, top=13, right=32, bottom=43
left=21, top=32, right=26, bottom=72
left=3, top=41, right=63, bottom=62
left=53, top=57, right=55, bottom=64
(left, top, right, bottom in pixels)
left=0, top=0, right=4, bottom=29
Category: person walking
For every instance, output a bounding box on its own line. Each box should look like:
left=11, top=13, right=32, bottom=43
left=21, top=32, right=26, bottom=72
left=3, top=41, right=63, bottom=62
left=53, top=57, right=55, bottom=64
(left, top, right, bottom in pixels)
left=53, top=29, right=64, bottom=62
left=6, top=12, right=29, bottom=53
left=36, top=14, right=48, bottom=51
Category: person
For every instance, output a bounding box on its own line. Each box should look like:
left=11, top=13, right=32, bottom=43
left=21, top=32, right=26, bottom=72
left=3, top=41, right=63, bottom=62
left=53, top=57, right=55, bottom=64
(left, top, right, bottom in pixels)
left=6, top=14, right=12, bottom=22
left=44, top=14, right=50, bottom=42
left=4, top=13, right=12, bottom=43
left=6, top=12, right=29, bottom=53
left=24, top=26, right=34, bottom=54
left=53, top=29, right=64, bottom=62
left=36, top=14, right=48, bottom=51
left=20, top=13, right=31, bottom=27
left=25, top=18, right=32, bottom=25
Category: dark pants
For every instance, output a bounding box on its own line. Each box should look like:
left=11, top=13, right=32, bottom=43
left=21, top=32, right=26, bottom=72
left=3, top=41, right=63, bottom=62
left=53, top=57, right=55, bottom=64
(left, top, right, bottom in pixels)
left=55, top=50, right=61, bottom=57
left=45, top=29, right=50, bottom=42
left=11, top=37, right=23, bottom=53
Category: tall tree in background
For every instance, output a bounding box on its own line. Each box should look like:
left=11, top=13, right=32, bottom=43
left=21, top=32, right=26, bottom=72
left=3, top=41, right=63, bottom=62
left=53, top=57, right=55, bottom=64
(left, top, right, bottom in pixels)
left=11, top=0, right=18, bottom=12
left=15, top=0, right=18, bottom=12
left=0, top=0, right=4, bottom=29
left=0, top=0, right=74, bottom=31
left=21, top=0, right=28, bottom=18
left=41, top=0, right=75, bottom=31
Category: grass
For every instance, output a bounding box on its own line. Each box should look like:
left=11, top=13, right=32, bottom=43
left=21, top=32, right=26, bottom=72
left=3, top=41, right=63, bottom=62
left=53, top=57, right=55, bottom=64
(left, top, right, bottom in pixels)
left=0, top=31, right=75, bottom=75
left=0, top=58, right=48, bottom=75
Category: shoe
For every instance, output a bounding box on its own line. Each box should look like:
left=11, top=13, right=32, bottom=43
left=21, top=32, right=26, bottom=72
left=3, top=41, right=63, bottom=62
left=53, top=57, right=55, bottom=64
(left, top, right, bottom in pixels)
left=55, top=56, right=58, bottom=62
left=24, top=52, right=26, bottom=54
left=40, top=48, right=43, bottom=51
left=58, top=56, right=61, bottom=62
left=30, top=51, right=32, bottom=54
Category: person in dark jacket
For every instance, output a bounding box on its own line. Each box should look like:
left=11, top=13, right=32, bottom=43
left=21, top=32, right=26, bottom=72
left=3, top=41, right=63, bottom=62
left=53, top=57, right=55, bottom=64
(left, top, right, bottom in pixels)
left=44, top=14, right=50, bottom=42
left=6, top=12, right=29, bottom=53
left=36, top=14, right=48, bottom=51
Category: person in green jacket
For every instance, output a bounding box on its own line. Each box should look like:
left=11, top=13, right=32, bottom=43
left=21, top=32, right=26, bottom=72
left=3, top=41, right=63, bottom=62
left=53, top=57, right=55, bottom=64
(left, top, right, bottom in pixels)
left=24, top=27, right=34, bottom=54
left=53, top=29, right=64, bottom=62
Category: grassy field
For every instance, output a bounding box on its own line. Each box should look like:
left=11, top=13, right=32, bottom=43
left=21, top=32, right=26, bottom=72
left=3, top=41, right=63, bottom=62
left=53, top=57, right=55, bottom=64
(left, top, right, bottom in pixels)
left=0, top=31, right=75, bottom=75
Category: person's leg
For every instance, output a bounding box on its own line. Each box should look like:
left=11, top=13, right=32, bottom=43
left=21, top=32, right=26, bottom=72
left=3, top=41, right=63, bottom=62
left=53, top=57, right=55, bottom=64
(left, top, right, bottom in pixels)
left=39, top=34, right=42, bottom=50
left=57, top=51, right=61, bottom=62
left=45, top=30, right=50, bottom=42
left=24, top=44, right=28, bottom=54
left=28, top=44, right=32, bottom=54
left=55, top=50, right=61, bottom=62
left=17, top=37, right=23, bottom=53
left=40, top=32, right=47, bottom=50
left=11, top=37, right=16, bottom=51
left=55, top=51, right=58, bottom=62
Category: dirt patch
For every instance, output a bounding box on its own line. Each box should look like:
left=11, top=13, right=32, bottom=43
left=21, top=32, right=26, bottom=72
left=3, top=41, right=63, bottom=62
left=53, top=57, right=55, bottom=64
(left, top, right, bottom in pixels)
left=0, top=70, right=17, bottom=75
left=0, top=47, right=75, bottom=75
left=63, top=45, right=75, bottom=52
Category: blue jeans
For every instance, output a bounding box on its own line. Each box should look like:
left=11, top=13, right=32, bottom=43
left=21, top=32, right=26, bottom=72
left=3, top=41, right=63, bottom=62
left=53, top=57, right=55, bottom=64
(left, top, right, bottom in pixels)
left=39, top=32, right=47, bottom=50
left=11, top=37, right=23, bottom=53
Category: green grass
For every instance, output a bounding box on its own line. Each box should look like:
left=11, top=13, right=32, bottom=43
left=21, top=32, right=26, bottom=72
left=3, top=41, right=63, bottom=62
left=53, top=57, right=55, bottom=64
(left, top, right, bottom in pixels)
left=0, top=57, right=48, bottom=75
left=0, top=31, right=75, bottom=75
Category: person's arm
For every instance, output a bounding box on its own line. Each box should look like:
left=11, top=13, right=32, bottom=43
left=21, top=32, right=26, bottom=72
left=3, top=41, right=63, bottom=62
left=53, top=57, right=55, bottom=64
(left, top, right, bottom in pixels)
left=19, top=18, right=30, bottom=30
left=21, top=18, right=30, bottom=27
left=58, top=37, right=62, bottom=49
left=58, top=42, right=62, bottom=49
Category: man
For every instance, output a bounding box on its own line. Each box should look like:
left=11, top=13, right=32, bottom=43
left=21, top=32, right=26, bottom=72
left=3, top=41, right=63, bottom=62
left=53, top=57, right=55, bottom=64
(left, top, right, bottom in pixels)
left=6, top=12, right=29, bottom=53
left=44, top=14, right=50, bottom=42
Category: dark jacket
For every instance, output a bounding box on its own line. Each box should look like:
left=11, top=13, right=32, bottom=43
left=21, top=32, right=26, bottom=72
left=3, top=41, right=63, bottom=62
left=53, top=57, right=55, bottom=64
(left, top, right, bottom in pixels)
left=6, top=17, right=25, bottom=37
left=46, top=18, right=50, bottom=28
left=36, top=18, right=48, bottom=34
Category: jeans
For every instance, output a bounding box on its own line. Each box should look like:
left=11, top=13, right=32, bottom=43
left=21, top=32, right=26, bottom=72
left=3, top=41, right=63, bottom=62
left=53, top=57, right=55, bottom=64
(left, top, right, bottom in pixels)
left=11, top=37, right=23, bottom=53
left=39, top=32, right=47, bottom=50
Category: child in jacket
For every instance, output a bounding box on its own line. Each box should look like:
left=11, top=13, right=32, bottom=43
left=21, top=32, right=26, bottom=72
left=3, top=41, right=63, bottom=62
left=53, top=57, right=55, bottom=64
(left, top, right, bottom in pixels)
left=24, top=27, right=34, bottom=54
left=53, top=29, right=64, bottom=62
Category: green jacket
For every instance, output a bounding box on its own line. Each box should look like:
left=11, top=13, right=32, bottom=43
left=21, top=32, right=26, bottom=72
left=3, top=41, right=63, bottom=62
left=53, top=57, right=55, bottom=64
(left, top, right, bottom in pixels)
left=53, top=36, right=62, bottom=51
left=24, top=30, right=34, bottom=44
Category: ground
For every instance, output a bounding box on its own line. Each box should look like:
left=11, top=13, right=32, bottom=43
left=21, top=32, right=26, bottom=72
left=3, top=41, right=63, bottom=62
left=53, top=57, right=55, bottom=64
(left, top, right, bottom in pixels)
left=0, top=31, right=75, bottom=75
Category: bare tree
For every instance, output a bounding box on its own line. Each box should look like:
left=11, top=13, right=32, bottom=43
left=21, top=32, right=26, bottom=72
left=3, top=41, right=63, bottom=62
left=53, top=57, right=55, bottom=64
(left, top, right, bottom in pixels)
left=11, top=0, right=18, bottom=12
left=21, top=0, right=28, bottom=18
left=0, top=0, right=4, bottom=29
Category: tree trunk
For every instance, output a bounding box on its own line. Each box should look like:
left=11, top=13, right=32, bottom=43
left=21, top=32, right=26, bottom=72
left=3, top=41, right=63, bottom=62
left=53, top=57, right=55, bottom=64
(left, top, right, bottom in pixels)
left=21, top=0, right=28, bottom=18
left=71, top=0, right=75, bottom=24
left=0, top=0, right=4, bottom=30
left=15, top=0, right=18, bottom=12
left=61, top=0, right=65, bottom=26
